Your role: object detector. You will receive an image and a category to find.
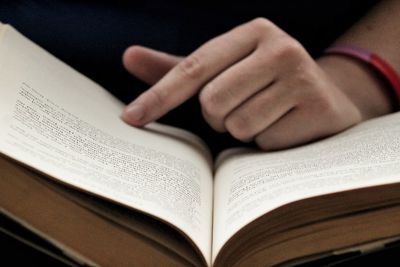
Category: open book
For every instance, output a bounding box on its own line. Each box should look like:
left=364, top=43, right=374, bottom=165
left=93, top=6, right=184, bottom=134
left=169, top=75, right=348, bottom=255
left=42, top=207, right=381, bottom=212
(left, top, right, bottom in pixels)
left=1, top=23, right=400, bottom=267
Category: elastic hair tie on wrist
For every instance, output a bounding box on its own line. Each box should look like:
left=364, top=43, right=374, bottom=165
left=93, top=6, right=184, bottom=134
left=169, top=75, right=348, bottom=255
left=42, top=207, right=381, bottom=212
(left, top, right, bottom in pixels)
left=324, top=44, right=400, bottom=104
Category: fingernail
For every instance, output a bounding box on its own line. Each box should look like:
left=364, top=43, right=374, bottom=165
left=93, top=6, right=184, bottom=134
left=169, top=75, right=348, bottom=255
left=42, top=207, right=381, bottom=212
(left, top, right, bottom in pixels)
left=124, top=103, right=145, bottom=123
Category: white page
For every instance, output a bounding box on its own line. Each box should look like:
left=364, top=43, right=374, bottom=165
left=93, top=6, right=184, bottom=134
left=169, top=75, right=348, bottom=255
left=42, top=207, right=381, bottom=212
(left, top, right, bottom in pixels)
left=212, top=112, right=400, bottom=262
left=0, top=25, right=213, bottom=265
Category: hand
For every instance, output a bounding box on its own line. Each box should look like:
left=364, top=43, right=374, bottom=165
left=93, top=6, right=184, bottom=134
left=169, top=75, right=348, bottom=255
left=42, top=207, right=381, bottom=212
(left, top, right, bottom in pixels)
left=121, top=18, right=373, bottom=150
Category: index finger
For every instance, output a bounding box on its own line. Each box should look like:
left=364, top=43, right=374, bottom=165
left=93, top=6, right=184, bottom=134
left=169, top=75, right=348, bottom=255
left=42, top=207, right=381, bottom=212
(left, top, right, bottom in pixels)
left=122, top=20, right=264, bottom=126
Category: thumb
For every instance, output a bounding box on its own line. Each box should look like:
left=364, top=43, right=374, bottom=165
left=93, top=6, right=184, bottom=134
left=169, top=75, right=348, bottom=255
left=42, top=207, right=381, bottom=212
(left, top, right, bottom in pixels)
left=123, top=46, right=182, bottom=85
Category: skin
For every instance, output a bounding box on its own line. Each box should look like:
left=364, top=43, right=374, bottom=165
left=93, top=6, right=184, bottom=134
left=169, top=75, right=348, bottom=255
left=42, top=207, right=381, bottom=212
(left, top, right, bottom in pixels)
left=121, top=0, right=398, bottom=151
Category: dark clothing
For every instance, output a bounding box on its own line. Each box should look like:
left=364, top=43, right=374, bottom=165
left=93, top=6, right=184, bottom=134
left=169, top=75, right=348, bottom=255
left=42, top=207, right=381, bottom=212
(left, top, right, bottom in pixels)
left=0, top=0, right=380, bottom=153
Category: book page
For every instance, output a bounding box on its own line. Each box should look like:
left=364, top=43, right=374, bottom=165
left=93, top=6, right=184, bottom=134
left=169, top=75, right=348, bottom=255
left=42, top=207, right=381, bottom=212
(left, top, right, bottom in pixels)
left=212, top=112, right=400, bottom=262
left=0, top=25, right=213, bottom=265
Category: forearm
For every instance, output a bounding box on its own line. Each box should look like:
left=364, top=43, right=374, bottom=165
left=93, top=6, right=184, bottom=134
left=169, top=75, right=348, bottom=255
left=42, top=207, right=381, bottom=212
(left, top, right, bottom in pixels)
left=318, top=0, right=400, bottom=119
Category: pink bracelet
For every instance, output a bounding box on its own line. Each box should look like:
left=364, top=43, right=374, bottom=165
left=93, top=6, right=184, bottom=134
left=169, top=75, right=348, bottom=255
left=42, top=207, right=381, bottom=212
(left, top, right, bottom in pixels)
left=324, top=44, right=400, bottom=104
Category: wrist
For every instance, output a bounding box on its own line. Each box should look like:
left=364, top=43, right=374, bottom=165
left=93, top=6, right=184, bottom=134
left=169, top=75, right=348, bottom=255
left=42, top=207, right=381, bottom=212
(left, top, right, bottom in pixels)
left=317, top=55, right=396, bottom=120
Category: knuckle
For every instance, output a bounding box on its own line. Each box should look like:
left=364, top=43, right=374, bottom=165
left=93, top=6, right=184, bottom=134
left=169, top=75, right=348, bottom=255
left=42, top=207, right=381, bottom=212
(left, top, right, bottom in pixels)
left=146, top=89, right=165, bottom=108
left=284, top=39, right=304, bottom=55
left=272, top=38, right=304, bottom=62
left=202, top=110, right=226, bottom=133
left=178, top=55, right=203, bottom=79
left=249, top=17, right=274, bottom=32
left=199, top=87, right=224, bottom=119
left=225, top=113, right=253, bottom=141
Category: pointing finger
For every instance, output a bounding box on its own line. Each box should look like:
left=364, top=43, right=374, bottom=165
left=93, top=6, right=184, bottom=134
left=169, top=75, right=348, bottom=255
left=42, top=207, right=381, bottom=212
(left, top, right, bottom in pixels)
left=122, top=21, right=263, bottom=126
